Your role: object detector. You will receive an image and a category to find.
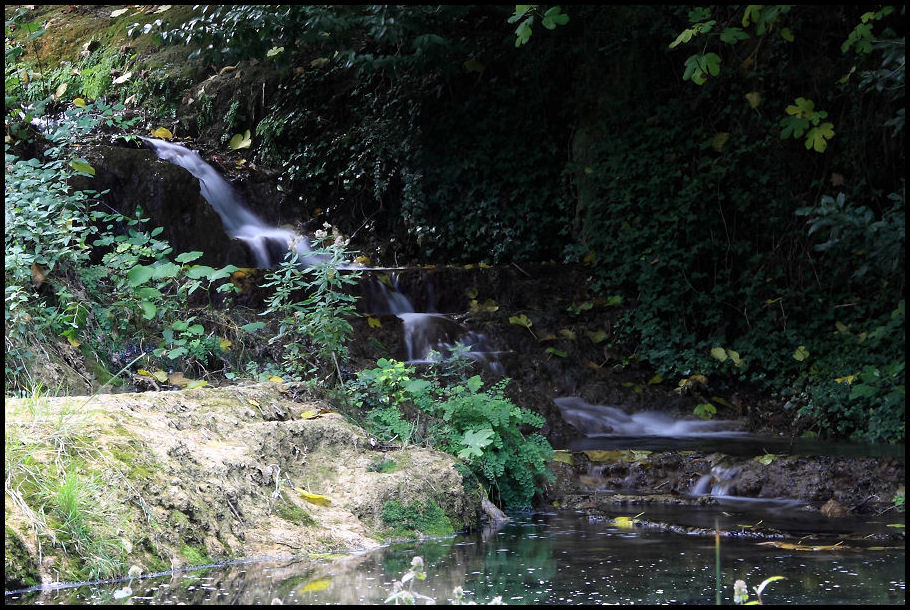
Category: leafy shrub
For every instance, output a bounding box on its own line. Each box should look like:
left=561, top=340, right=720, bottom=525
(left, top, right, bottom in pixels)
left=261, top=232, right=362, bottom=382
left=349, top=358, right=554, bottom=508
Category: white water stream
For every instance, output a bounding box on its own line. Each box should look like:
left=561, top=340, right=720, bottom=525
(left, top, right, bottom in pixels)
left=140, top=137, right=315, bottom=268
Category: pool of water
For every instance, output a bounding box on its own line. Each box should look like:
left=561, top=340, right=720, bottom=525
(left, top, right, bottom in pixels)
left=7, top=511, right=904, bottom=605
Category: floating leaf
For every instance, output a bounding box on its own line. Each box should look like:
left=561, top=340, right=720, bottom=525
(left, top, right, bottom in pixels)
left=229, top=129, right=252, bottom=150
left=150, top=126, right=173, bottom=139
left=300, top=578, right=332, bottom=593
left=296, top=488, right=331, bottom=505
left=367, top=316, right=382, bottom=328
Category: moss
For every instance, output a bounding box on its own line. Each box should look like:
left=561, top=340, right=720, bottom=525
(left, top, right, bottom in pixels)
left=367, top=457, right=399, bottom=473
left=4, top=524, right=41, bottom=590
left=274, top=498, right=316, bottom=526
left=180, top=543, right=211, bottom=566
left=381, top=499, right=454, bottom=539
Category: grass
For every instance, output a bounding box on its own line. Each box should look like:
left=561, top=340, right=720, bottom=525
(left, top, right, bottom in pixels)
left=4, top=384, right=144, bottom=581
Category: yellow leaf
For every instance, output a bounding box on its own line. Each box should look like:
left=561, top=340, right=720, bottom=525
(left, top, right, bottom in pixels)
left=151, top=127, right=173, bottom=139
left=300, top=410, right=320, bottom=420
left=74, top=97, right=87, bottom=108
left=834, top=375, right=855, bottom=385
left=648, top=374, right=663, bottom=385
left=710, top=346, right=728, bottom=362
left=793, top=345, right=810, bottom=361
left=582, top=251, right=597, bottom=265
left=152, top=369, right=168, bottom=383
left=219, top=338, right=232, bottom=351
left=586, top=329, right=608, bottom=344
left=613, top=516, right=636, bottom=529
left=296, top=488, right=331, bottom=505
left=247, top=399, right=261, bottom=407
left=754, top=453, right=778, bottom=465
left=65, top=334, right=81, bottom=347
left=269, top=375, right=284, bottom=383
left=745, top=91, right=761, bottom=108
left=835, top=321, right=850, bottom=334
left=558, top=328, right=577, bottom=340
left=300, top=577, right=332, bottom=593
left=367, top=316, right=382, bottom=328
left=354, top=255, right=371, bottom=266
left=711, top=132, right=730, bottom=151
left=185, top=379, right=208, bottom=390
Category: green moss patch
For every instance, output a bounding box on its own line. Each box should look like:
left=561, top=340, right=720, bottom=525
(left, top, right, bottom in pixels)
left=381, top=499, right=454, bottom=539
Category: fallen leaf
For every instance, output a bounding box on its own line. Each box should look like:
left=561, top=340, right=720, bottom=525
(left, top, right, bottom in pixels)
left=296, top=488, right=331, bottom=505
left=150, top=126, right=173, bottom=139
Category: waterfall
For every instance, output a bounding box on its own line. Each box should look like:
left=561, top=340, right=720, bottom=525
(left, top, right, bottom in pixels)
left=140, top=137, right=315, bottom=268
left=366, top=274, right=504, bottom=374
left=553, top=397, right=745, bottom=437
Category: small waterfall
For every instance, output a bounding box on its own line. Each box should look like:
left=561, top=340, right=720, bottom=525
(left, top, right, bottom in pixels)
left=554, top=397, right=745, bottom=437
left=689, top=466, right=740, bottom=497
left=140, top=137, right=315, bottom=268
left=367, top=275, right=504, bottom=374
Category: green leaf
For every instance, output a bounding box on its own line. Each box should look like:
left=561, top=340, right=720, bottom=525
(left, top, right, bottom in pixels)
left=805, top=122, right=835, bottom=152
left=457, top=427, right=495, bottom=459
left=546, top=347, right=567, bottom=358
left=720, top=27, right=749, bottom=44
left=185, top=265, right=216, bottom=279
left=793, top=345, right=810, bottom=361
left=139, top=300, right=157, bottom=319
left=175, top=251, right=204, bottom=263
left=710, top=346, right=728, bottom=362
left=127, top=265, right=155, bottom=287
left=152, top=261, right=180, bottom=279
left=466, top=375, right=484, bottom=393
left=69, top=159, right=95, bottom=176
left=135, top=287, right=162, bottom=300
left=229, top=129, right=252, bottom=150
left=508, top=313, right=533, bottom=329
left=240, top=322, right=266, bottom=332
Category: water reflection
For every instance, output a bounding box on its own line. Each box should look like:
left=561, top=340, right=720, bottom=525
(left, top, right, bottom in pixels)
left=7, top=511, right=903, bottom=605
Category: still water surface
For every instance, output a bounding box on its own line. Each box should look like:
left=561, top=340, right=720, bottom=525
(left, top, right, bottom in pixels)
left=7, top=511, right=904, bottom=605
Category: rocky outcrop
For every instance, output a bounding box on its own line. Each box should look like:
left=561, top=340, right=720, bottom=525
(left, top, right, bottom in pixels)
left=4, top=383, right=480, bottom=589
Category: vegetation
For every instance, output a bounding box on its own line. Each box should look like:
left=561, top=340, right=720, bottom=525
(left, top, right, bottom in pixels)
left=3, top=4, right=904, bottom=542
left=349, top=357, right=553, bottom=508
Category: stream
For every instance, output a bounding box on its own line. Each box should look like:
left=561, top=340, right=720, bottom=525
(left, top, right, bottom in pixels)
left=6, top=511, right=904, bottom=605
left=11, top=138, right=898, bottom=605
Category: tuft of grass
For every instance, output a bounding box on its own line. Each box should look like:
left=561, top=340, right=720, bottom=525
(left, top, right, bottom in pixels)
left=4, top=385, right=148, bottom=581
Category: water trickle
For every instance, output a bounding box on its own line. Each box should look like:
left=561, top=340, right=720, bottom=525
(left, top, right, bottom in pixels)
left=366, top=275, right=504, bottom=374
left=140, top=137, right=315, bottom=268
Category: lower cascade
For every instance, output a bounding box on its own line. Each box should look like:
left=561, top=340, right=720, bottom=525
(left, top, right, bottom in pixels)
left=365, top=274, right=504, bottom=374
left=140, top=137, right=314, bottom=268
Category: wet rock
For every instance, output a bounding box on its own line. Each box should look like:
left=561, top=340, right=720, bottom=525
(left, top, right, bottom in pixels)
left=69, top=144, right=256, bottom=267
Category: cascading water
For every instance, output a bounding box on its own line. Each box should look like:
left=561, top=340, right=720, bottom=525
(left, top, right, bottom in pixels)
left=553, top=396, right=746, bottom=438
left=140, top=137, right=315, bottom=268
left=366, top=274, right=504, bottom=374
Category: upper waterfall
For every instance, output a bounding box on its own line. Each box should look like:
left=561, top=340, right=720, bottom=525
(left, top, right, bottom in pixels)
left=140, top=137, right=314, bottom=268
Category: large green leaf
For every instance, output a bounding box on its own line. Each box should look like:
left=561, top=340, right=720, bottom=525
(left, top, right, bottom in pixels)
left=127, top=264, right=154, bottom=287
